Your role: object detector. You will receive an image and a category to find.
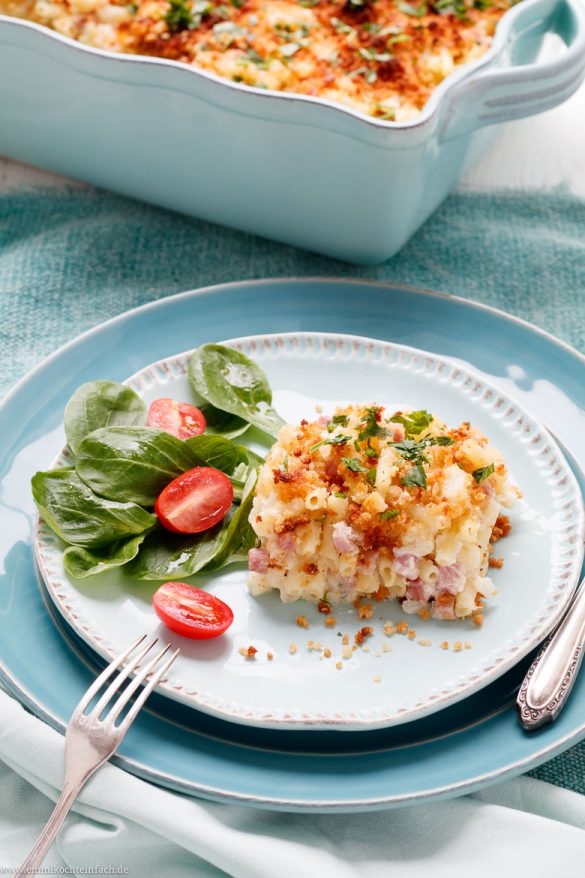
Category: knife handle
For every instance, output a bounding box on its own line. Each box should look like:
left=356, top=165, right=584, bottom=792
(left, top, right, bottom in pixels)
left=517, top=579, right=585, bottom=730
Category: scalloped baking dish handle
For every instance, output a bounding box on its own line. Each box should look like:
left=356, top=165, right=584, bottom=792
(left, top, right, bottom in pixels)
left=441, top=0, right=585, bottom=142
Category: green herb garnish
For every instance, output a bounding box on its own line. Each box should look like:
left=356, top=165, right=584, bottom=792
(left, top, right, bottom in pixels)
left=332, top=414, right=350, bottom=427
left=334, top=491, right=347, bottom=499
left=331, top=16, right=355, bottom=35
left=164, top=0, right=211, bottom=32
left=380, top=509, right=399, bottom=520
left=358, top=405, right=388, bottom=441
left=310, top=434, right=352, bottom=453
left=367, top=466, right=377, bottom=486
left=358, top=47, right=392, bottom=62
left=401, top=463, right=427, bottom=489
left=472, top=463, right=495, bottom=483
left=397, top=0, right=428, bottom=16
left=390, top=409, right=433, bottom=437
left=342, top=457, right=368, bottom=473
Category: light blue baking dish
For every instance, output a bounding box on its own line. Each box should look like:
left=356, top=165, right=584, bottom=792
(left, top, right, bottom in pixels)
left=0, top=0, right=584, bottom=264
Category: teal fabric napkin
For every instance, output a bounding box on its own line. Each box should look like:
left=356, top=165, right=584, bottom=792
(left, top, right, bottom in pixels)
left=1, top=187, right=584, bottom=396
left=1, top=185, right=585, bottom=876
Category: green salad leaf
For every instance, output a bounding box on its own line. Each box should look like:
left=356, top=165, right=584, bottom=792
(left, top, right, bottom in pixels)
left=63, top=533, right=148, bottom=578
left=184, top=433, right=239, bottom=474
left=64, top=381, right=146, bottom=454
left=189, top=381, right=249, bottom=440
left=189, top=344, right=285, bottom=438
left=75, top=426, right=200, bottom=505
left=32, top=468, right=156, bottom=547
left=127, top=471, right=257, bottom=579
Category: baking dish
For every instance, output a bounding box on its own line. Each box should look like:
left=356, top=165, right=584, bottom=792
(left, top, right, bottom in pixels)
left=0, top=0, right=584, bottom=264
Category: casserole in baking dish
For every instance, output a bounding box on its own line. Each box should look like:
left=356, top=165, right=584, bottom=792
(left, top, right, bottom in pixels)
left=0, top=0, right=519, bottom=122
left=0, top=0, right=584, bottom=262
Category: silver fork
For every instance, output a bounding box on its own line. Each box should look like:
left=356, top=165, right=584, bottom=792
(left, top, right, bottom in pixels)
left=13, top=635, right=179, bottom=877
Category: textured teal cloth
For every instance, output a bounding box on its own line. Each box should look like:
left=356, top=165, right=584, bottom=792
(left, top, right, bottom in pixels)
left=0, top=185, right=584, bottom=796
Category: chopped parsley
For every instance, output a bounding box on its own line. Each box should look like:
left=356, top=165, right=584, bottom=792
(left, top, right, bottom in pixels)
left=387, top=33, right=410, bottom=44
left=472, top=463, right=495, bottom=483
left=433, top=0, right=468, bottom=19
left=240, top=48, right=268, bottom=67
left=299, top=0, right=320, bottom=5
left=334, top=491, right=347, bottom=499
left=310, top=435, right=352, bottom=453
left=364, top=443, right=378, bottom=459
left=127, top=1, right=138, bottom=12
left=390, top=409, right=433, bottom=437
left=331, top=16, right=356, bottom=36
left=380, top=508, right=399, bottom=520
left=358, top=47, right=392, bottom=62
left=397, top=0, right=428, bottom=15
left=367, top=466, right=377, bottom=486
left=282, top=453, right=289, bottom=472
left=391, top=435, right=454, bottom=463
left=358, top=406, right=387, bottom=441
left=342, top=457, right=368, bottom=473
left=332, top=414, right=350, bottom=427
left=164, top=0, right=211, bottom=31
left=401, top=463, right=427, bottom=489
left=391, top=434, right=453, bottom=490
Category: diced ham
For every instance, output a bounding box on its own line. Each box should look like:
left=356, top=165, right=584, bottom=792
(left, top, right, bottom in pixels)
left=277, top=532, right=295, bottom=552
left=482, top=480, right=495, bottom=497
left=359, top=550, right=379, bottom=575
left=433, top=592, right=456, bottom=620
left=248, top=548, right=270, bottom=573
left=437, top=563, right=465, bottom=594
left=392, top=548, right=420, bottom=581
left=332, top=521, right=359, bottom=554
left=405, top=578, right=430, bottom=603
left=388, top=422, right=406, bottom=442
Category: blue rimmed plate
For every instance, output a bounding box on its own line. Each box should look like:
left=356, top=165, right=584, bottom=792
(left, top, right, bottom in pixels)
left=34, top=332, right=583, bottom=730
left=1, top=278, right=584, bottom=810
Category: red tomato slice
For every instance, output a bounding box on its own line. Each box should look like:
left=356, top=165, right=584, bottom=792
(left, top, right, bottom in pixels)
left=153, top=581, right=233, bottom=639
left=147, top=397, right=206, bottom=440
left=155, top=466, right=233, bottom=534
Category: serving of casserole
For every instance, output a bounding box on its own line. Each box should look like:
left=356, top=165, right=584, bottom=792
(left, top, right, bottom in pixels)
left=0, top=0, right=584, bottom=261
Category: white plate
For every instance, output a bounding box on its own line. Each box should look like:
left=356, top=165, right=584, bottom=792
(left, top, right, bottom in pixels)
left=35, top=332, right=584, bottom=730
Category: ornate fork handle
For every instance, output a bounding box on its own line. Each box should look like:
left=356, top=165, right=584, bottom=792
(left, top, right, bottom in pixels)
left=517, top=579, right=585, bottom=730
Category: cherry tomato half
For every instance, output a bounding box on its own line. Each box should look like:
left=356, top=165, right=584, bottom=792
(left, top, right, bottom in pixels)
left=147, top=397, right=206, bottom=440
left=153, top=581, right=234, bottom=639
left=155, top=466, right=233, bottom=534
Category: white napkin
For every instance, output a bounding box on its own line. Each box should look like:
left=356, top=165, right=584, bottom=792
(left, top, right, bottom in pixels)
left=1, top=689, right=585, bottom=876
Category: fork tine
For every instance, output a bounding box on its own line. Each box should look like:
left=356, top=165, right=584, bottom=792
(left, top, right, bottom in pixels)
left=118, top=649, right=180, bottom=732
left=73, top=634, right=147, bottom=717
left=105, top=643, right=172, bottom=726
left=88, top=638, right=158, bottom=721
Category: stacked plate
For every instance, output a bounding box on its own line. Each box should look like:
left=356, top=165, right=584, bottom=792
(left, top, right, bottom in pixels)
left=1, top=278, right=584, bottom=811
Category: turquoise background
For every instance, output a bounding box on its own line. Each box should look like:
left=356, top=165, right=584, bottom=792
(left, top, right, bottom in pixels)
left=0, top=186, right=583, bottom=794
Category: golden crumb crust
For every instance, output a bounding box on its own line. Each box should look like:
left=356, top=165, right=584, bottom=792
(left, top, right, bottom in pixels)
left=4, top=0, right=517, bottom=119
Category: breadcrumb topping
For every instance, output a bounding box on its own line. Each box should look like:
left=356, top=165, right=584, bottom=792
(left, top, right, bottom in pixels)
left=7, top=0, right=517, bottom=121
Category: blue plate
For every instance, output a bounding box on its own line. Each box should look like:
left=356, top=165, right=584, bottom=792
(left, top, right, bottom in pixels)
left=1, top=278, right=584, bottom=812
